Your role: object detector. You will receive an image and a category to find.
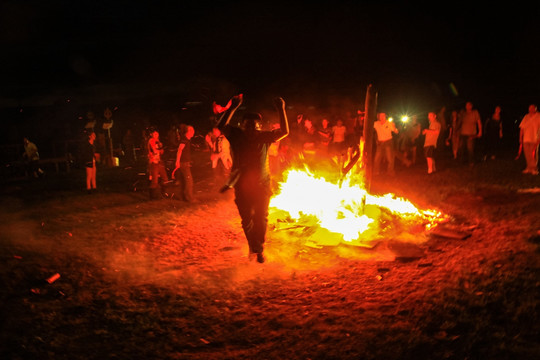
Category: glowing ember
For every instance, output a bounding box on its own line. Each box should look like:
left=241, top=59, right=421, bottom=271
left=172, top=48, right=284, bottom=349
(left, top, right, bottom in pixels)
left=269, top=169, right=445, bottom=247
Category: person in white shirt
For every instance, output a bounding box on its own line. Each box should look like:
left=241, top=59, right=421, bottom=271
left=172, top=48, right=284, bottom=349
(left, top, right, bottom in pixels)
left=519, top=104, right=540, bottom=175
left=205, top=127, right=232, bottom=174
left=373, top=112, right=398, bottom=175
left=423, top=112, right=441, bottom=174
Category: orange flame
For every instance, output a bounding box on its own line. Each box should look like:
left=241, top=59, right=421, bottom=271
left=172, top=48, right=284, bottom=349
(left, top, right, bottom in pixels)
left=269, top=168, right=445, bottom=247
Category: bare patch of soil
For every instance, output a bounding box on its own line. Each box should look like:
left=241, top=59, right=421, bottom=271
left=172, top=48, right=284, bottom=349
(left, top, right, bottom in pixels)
left=1, top=150, right=539, bottom=359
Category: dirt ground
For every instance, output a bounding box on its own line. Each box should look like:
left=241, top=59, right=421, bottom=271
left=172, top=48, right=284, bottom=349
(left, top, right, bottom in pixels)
left=1, top=148, right=539, bottom=360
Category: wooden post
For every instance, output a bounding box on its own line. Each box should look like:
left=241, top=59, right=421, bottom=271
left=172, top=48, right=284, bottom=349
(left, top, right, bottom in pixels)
left=363, top=84, right=377, bottom=192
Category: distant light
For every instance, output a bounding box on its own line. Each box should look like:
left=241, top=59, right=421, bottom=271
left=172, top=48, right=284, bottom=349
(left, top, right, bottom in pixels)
left=401, top=115, right=409, bottom=123
left=388, top=117, right=394, bottom=122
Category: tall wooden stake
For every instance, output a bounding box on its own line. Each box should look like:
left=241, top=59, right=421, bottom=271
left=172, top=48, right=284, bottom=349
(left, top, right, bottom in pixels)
left=363, top=84, right=377, bottom=192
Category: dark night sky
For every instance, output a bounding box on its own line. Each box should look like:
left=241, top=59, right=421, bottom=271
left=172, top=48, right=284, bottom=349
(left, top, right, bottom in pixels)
left=1, top=1, right=539, bottom=117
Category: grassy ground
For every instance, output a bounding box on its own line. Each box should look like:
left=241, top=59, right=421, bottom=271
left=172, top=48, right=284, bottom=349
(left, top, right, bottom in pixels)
left=1, top=148, right=539, bottom=359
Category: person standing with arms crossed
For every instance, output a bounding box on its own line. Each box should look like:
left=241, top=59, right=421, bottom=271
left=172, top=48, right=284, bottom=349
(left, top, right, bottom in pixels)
left=217, top=94, right=289, bottom=263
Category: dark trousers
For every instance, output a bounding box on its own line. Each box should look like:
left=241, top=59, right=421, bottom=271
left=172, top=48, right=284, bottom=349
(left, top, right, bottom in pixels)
left=374, top=139, right=395, bottom=175
left=177, top=163, right=193, bottom=202
left=149, top=161, right=168, bottom=189
left=459, top=135, right=476, bottom=165
left=234, top=184, right=271, bottom=254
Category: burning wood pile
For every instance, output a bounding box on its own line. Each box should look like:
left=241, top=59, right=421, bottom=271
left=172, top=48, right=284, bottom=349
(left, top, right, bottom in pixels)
left=269, top=168, right=447, bottom=250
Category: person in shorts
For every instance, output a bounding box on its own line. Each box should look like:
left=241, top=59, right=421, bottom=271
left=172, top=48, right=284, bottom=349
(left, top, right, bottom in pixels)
left=423, top=112, right=441, bottom=174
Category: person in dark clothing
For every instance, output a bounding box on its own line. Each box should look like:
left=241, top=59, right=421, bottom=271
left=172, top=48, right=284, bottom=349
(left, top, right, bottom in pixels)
left=173, top=124, right=195, bottom=202
left=81, top=130, right=97, bottom=193
left=22, top=137, right=42, bottom=178
left=483, top=105, right=503, bottom=160
left=217, top=94, right=289, bottom=263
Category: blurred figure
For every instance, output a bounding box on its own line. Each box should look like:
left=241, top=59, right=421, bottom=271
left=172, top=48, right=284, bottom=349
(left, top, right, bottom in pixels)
left=331, top=118, right=347, bottom=167
left=268, top=123, right=282, bottom=177
left=289, top=113, right=304, bottom=158
left=458, top=101, right=482, bottom=166
left=22, top=137, right=43, bottom=178
left=446, top=110, right=461, bottom=160
left=519, top=104, right=540, bottom=175
left=483, top=105, right=503, bottom=160
left=403, top=115, right=421, bottom=165
left=174, top=125, right=196, bottom=202
left=167, top=125, right=180, bottom=148
left=80, top=131, right=97, bottom=193
left=122, top=129, right=136, bottom=165
left=317, top=118, right=332, bottom=158
left=165, top=124, right=181, bottom=163
left=95, top=132, right=106, bottom=164
left=217, top=94, right=289, bottom=264
left=147, top=127, right=169, bottom=199
left=205, top=127, right=232, bottom=176
left=437, top=106, right=448, bottom=149
left=301, top=117, right=317, bottom=160
left=373, top=113, right=398, bottom=176
left=84, top=111, right=96, bottom=131
left=423, top=112, right=441, bottom=174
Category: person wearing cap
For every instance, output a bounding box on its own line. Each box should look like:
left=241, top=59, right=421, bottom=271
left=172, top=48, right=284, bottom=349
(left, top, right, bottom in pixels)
left=217, top=94, right=289, bottom=263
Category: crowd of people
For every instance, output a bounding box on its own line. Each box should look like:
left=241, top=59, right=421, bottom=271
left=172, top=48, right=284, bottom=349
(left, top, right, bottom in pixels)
left=19, top=100, right=540, bottom=190
left=15, top=98, right=540, bottom=264
left=132, top=100, right=540, bottom=207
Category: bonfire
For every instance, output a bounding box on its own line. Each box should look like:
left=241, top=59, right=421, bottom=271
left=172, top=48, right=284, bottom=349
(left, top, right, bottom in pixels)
left=269, top=166, right=447, bottom=249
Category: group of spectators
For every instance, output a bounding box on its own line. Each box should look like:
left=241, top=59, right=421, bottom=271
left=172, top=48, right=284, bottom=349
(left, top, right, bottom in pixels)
left=16, top=98, right=540, bottom=265
left=117, top=101, right=540, bottom=198
left=19, top=100, right=540, bottom=196
left=373, top=102, right=540, bottom=176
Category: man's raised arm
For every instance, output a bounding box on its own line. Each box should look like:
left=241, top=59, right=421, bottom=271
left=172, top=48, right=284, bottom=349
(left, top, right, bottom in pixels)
left=273, top=97, right=289, bottom=141
left=216, top=94, right=243, bottom=131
